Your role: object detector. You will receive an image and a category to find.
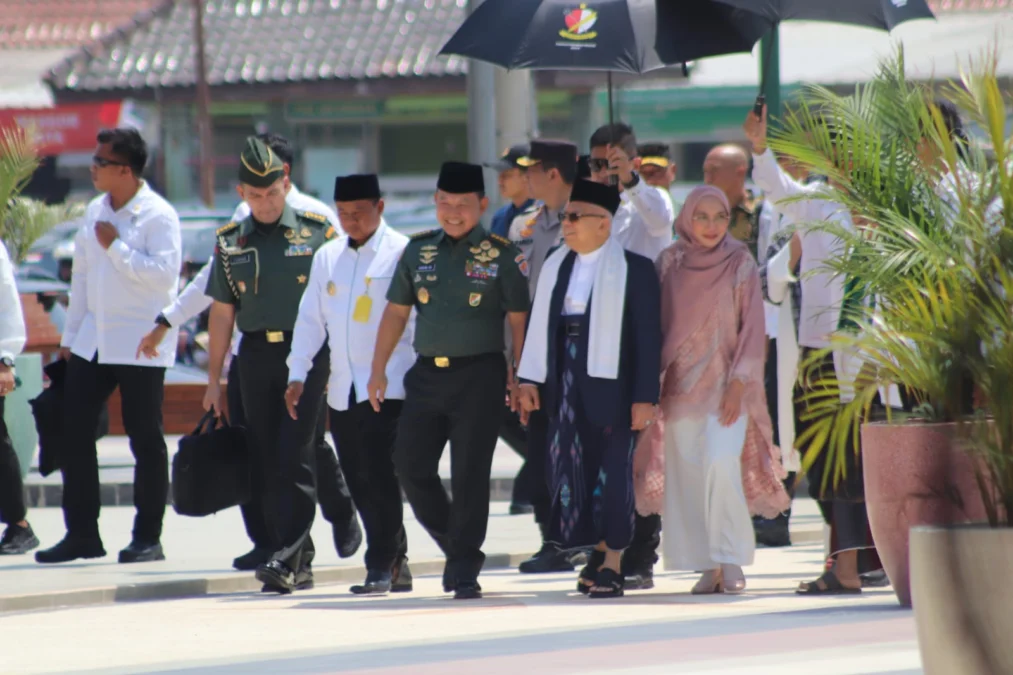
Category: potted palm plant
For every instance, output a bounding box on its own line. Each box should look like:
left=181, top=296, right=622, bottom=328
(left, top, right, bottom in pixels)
left=766, top=45, right=1008, bottom=609
left=0, top=125, right=86, bottom=478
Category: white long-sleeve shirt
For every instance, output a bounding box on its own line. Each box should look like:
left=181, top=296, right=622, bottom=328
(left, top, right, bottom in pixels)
left=563, top=247, right=602, bottom=316
left=62, top=182, right=182, bottom=367
left=288, top=221, right=416, bottom=411
left=0, top=241, right=26, bottom=361
left=612, top=178, right=676, bottom=262
left=752, top=150, right=853, bottom=349
left=161, top=184, right=339, bottom=356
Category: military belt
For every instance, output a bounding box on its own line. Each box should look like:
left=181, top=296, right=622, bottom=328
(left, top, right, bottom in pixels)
left=243, top=330, right=292, bottom=344
left=417, top=353, right=500, bottom=369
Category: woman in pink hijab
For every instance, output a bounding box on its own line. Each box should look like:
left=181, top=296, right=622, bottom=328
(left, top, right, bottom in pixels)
left=637, top=185, right=788, bottom=594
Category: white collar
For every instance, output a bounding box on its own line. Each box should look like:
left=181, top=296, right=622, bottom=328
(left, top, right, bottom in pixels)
left=105, top=180, right=150, bottom=214
left=345, top=220, right=387, bottom=254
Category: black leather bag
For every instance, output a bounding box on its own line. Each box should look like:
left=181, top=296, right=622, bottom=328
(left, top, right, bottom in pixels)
left=171, top=411, right=250, bottom=517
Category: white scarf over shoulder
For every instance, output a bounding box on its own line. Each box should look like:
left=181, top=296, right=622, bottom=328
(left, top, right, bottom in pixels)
left=518, top=236, right=627, bottom=382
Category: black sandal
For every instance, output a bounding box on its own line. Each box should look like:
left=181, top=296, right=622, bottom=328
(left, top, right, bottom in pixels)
left=577, top=550, right=605, bottom=594
left=588, top=567, right=624, bottom=599
left=796, top=571, right=862, bottom=596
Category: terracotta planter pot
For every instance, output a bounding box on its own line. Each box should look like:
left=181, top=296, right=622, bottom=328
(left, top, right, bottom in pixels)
left=911, top=525, right=1013, bottom=674
left=862, top=421, right=988, bottom=607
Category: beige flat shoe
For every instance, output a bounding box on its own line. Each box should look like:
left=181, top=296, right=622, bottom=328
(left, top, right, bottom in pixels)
left=691, top=569, right=723, bottom=595
left=721, top=564, right=746, bottom=594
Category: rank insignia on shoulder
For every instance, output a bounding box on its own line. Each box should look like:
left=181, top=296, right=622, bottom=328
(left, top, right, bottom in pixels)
left=324, top=226, right=337, bottom=240
left=411, top=229, right=440, bottom=240
left=216, top=221, right=239, bottom=236
left=298, top=210, right=329, bottom=224
left=490, top=233, right=511, bottom=247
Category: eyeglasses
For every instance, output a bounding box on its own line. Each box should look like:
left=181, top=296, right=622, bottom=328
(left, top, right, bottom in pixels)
left=588, top=158, right=610, bottom=172
left=562, top=212, right=607, bottom=224
left=692, top=212, right=731, bottom=225
left=92, top=156, right=129, bottom=168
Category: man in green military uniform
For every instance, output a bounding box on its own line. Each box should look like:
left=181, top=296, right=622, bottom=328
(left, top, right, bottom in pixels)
left=203, top=137, right=338, bottom=593
left=368, top=161, right=530, bottom=600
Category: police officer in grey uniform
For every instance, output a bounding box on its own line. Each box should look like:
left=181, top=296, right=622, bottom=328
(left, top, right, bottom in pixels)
left=368, top=162, right=530, bottom=600
left=203, top=137, right=339, bottom=593
left=509, top=140, right=582, bottom=574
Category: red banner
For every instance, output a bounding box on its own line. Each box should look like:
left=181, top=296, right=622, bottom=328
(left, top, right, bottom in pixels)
left=0, top=102, right=123, bottom=156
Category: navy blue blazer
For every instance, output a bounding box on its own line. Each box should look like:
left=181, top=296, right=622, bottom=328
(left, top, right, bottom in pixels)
left=524, top=249, right=661, bottom=429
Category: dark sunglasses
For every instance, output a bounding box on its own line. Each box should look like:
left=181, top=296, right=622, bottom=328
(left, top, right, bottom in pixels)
left=92, top=156, right=129, bottom=168
left=562, top=212, right=607, bottom=224
left=588, top=158, right=610, bottom=171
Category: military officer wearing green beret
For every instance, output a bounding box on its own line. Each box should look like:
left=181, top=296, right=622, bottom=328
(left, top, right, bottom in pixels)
left=368, top=161, right=530, bottom=600
left=203, top=137, right=338, bottom=594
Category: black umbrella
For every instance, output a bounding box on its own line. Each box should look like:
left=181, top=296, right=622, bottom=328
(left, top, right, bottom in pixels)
left=440, top=0, right=773, bottom=126
left=706, top=0, right=936, bottom=112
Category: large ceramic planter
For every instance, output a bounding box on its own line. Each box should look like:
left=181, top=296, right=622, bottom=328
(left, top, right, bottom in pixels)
left=911, top=525, right=1013, bottom=674
left=862, top=421, right=988, bottom=607
left=6, top=352, right=43, bottom=480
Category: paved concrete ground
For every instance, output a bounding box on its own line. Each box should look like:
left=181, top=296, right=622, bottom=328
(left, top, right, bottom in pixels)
left=0, top=542, right=920, bottom=675
left=0, top=500, right=825, bottom=612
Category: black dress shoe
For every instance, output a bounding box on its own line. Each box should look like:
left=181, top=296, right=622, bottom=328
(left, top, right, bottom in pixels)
left=261, top=566, right=313, bottom=593
left=518, top=542, right=575, bottom=574
left=256, top=560, right=296, bottom=593
left=391, top=557, right=413, bottom=593
left=333, top=517, right=363, bottom=559
left=509, top=502, right=535, bottom=515
left=350, top=570, right=392, bottom=595
left=35, top=536, right=106, bottom=564
left=119, top=541, right=165, bottom=564
left=623, top=569, right=655, bottom=591
left=233, top=547, right=272, bottom=571
left=0, top=523, right=40, bottom=555
left=454, top=581, right=482, bottom=600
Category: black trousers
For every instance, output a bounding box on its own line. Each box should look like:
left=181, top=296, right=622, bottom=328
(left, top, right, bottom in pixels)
left=62, top=354, right=167, bottom=541
left=623, top=514, right=661, bottom=571
left=237, top=335, right=328, bottom=572
left=394, top=353, right=505, bottom=584
left=329, top=389, right=406, bottom=571
left=228, top=364, right=355, bottom=550
left=0, top=397, right=27, bottom=525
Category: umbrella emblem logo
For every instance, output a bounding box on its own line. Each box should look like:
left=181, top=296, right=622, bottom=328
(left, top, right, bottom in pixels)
left=559, top=4, right=598, bottom=41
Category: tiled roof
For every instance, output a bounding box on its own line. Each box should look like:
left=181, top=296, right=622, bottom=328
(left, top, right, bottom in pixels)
left=930, top=0, right=1013, bottom=10
left=46, top=0, right=470, bottom=92
left=0, top=0, right=163, bottom=49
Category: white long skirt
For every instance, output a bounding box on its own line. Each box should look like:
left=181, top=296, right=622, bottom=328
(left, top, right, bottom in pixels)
left=662, top=414, right=755, bottom=571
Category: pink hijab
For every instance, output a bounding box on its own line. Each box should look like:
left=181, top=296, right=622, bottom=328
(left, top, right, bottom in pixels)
left=634, top=185, right=789, bottom=519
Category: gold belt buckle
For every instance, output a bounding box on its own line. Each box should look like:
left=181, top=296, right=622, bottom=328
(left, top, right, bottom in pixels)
left=266, top=331, right=284, bottom=343
left=434, top=357, right=450, bottom=368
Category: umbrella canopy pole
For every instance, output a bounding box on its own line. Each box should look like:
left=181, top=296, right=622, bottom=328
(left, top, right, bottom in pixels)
left=758, top=25, right=781, bottom=123
left=607, top=71, right=618, bottom=187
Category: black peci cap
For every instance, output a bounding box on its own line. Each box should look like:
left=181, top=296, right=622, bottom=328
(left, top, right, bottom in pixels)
left=437, top=161, right=485, bottom=195
left=568, top=178, right=621, bottom=215
left=334, top=174, right=381, bottom=202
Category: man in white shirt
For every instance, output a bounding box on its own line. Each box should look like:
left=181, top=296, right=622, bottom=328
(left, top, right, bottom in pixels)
left=285, top=174, right=414, bottom=595
left=137, top=133, right=360, bottom=573
left=37, top=128, right=182, bottom=565
left=0, top=241, right=38, bottom=556
left=587, top=123, right=676, bottom=262
left=745, top=105, right=877, bottom=596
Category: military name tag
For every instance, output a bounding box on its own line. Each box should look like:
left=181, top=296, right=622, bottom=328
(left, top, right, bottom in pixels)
left=352, top=294, right=372, bottom=322
left=417, top=264, right=436, bottom=273
left=230, top=253, right=252, bottom=265
left=285, top=244, right=314, bottom=257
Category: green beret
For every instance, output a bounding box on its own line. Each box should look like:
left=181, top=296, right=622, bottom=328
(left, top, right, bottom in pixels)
left=238, top=137, right=285, bottom=188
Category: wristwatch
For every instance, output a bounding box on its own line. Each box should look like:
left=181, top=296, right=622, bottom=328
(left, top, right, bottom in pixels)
left=0, top=357, right=14, bottom=369
left=621, top=172, right=641, bottom=190
left=155, top=314, right=172, bottom=328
